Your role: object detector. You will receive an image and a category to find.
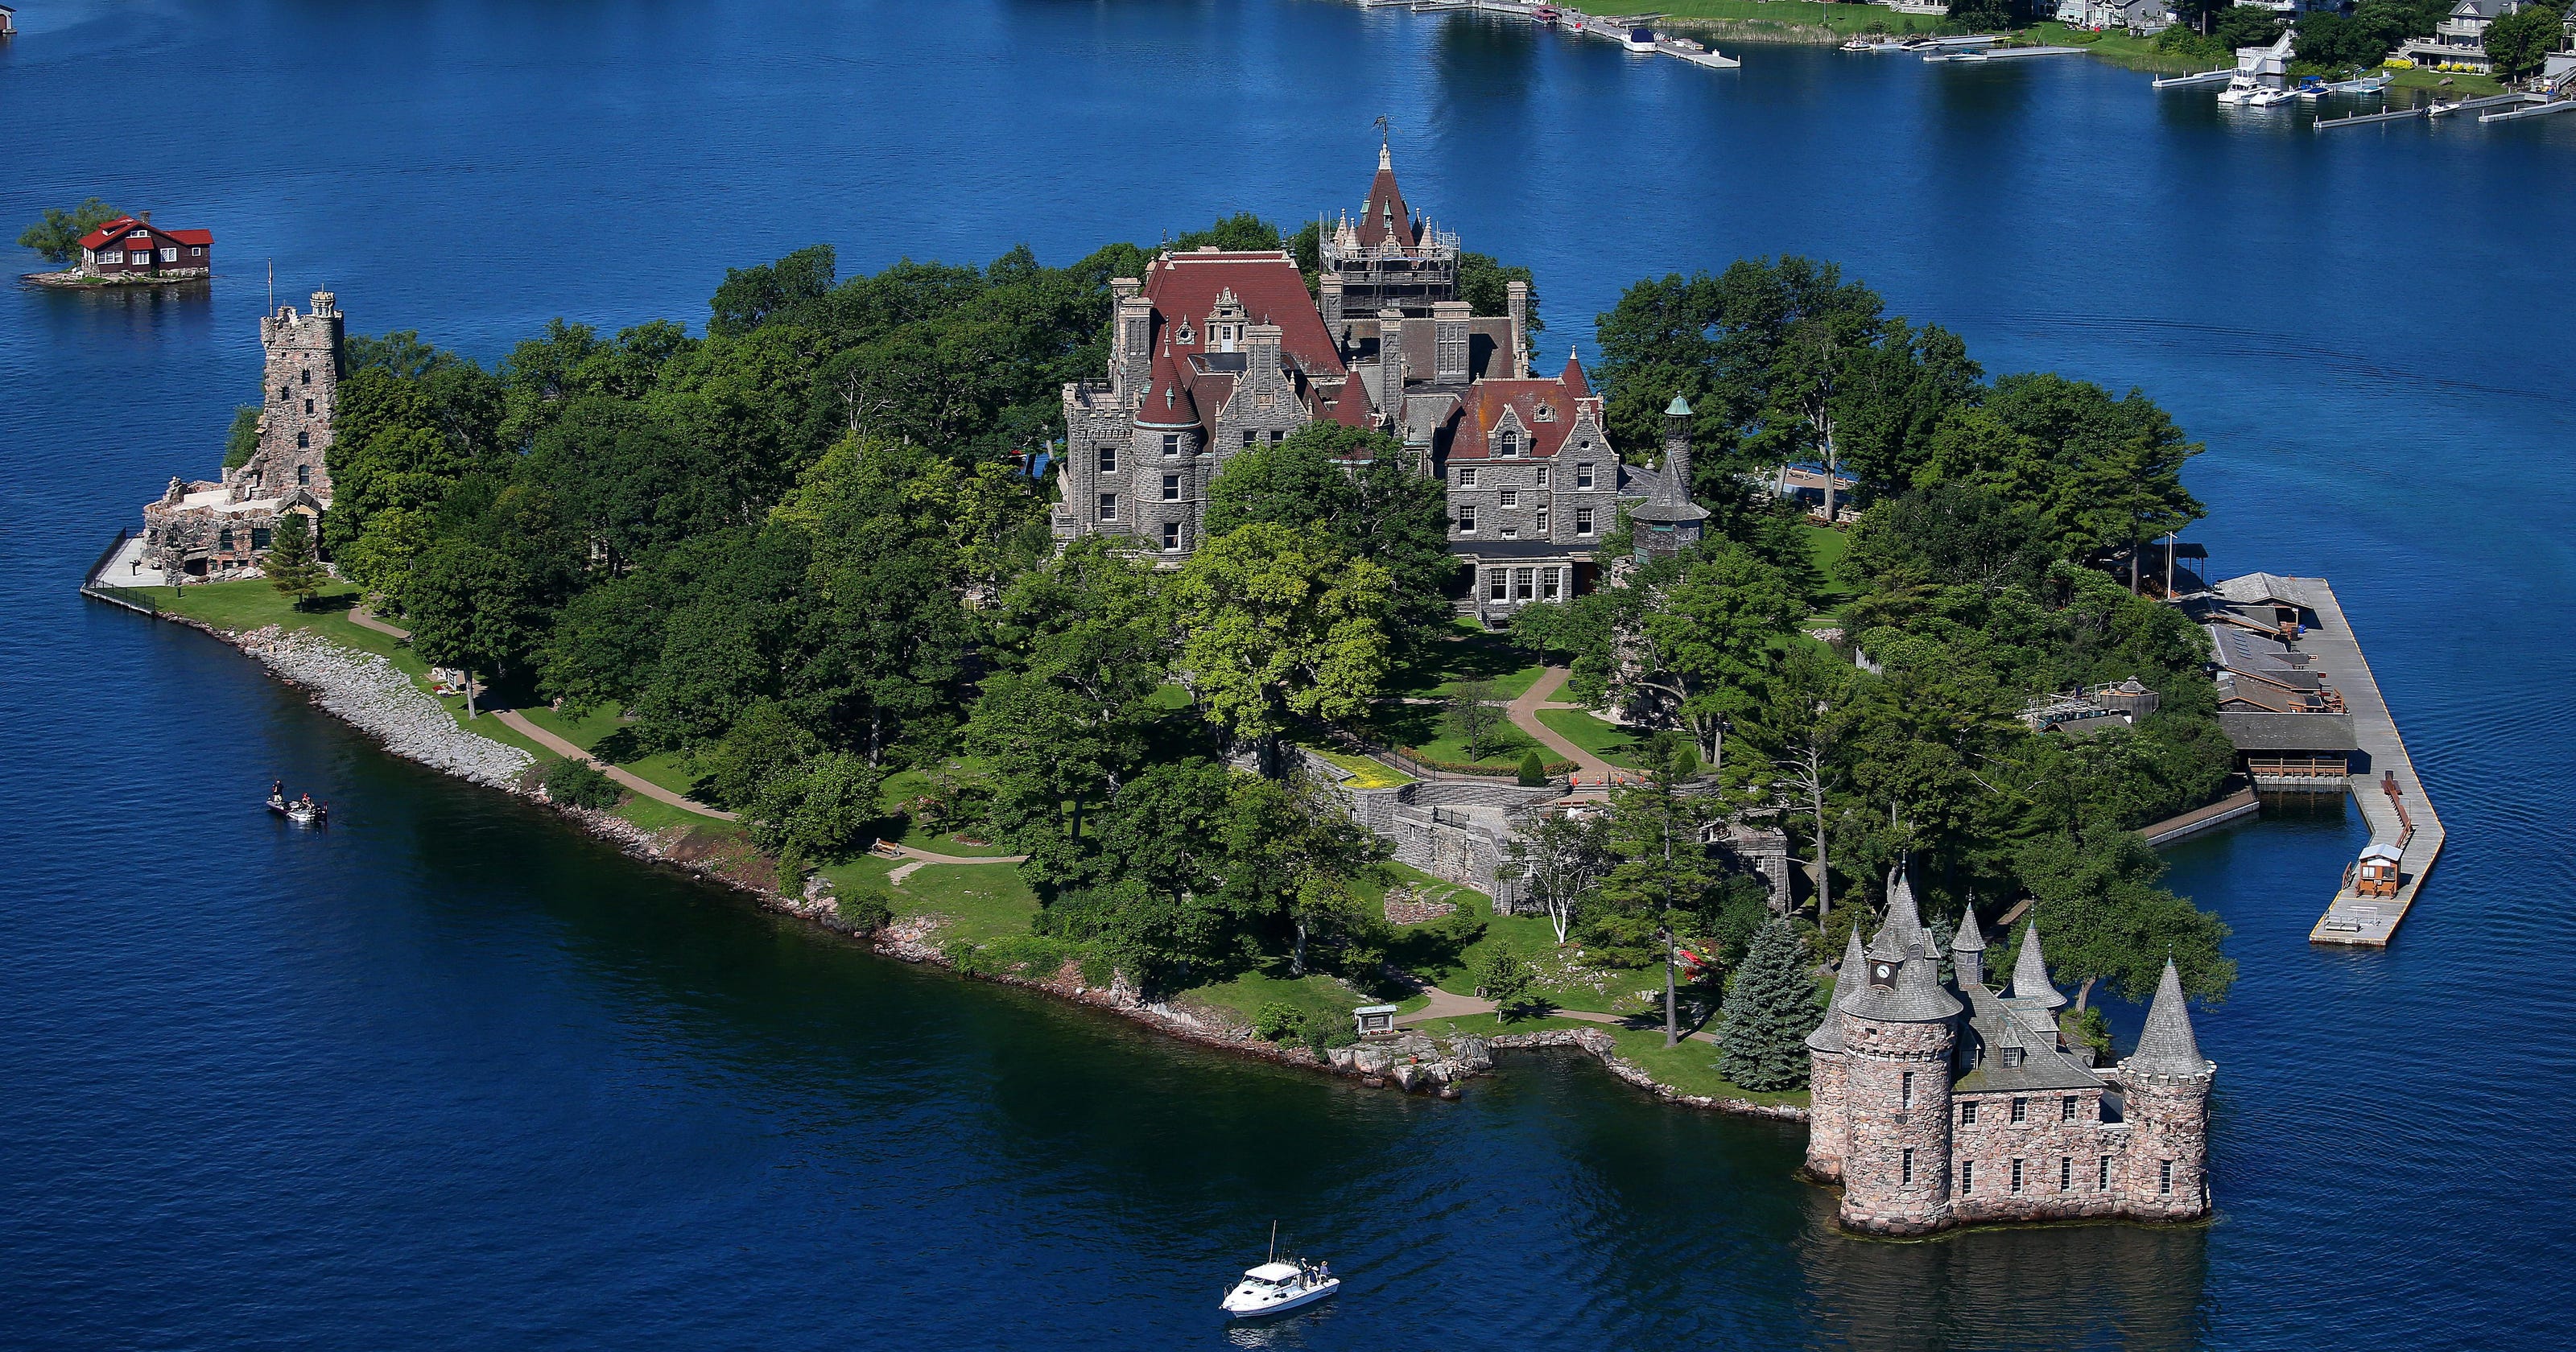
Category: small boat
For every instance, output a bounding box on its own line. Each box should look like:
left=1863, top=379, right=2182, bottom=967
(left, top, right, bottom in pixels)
left=267, top=790, right=328, bottom=826
left=1220, top=1224, right=1340, bottom=1320
left=2246, top=85, right=2300, bottom=107
left=2295, top=76, right=2329, bottom=99
left=1622, top=25, right=1656, bottom=51
left=1841, top=35, right=1891, bottom=52
left=1221, top=1261, right=1340, bottom=1319
left=1531, top=3, right=1560, bottom=23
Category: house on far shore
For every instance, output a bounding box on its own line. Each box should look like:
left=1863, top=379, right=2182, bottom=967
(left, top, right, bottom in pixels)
left=76, top=213, right=213, bottom=279
left=1, top=7, right=17, bottom=38
left=2395, top=0, right=2524, bottom=73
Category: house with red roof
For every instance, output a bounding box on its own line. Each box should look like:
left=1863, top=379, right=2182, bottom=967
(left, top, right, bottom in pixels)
left=77, top=213, right=213, bottom=279
left=1057, top=144, right=1692, bottom=620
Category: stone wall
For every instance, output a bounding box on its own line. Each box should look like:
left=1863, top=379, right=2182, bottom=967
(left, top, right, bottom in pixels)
left=1836, top=1014, right=1957, bottom=1235
left=2113, top=1066, right=2216, bottom=1222
left=1803, top=1047, right=1848, bottom=1182
left=1947, top=1086, right=2132, bottom=1224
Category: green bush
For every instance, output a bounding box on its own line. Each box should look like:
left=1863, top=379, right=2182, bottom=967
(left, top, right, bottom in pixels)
left=1472, top=947, right=1544, bottom=1021
left=1516, top=749, right=1549, bottom=785
left=1254, top=1000, right=1310, bottom=1042
left=836, top=885, right=895, bottom=934
left=540, top=757, right=622, bottom=810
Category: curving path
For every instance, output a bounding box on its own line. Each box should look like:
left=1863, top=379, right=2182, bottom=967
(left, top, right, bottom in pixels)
left=1393, top=977, right=1719, bottom=1045
left=1508, top=666, right=1619, bottom=781
left=349, top=607, right=739, bottom=821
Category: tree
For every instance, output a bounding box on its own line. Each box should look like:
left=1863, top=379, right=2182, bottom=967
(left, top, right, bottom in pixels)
left=1517, top=749, right=1549, bottom=786
left=1637, top=546, right=1802, bottom=768
left=749, top=751, right=888, bottom=876
left=1204, top=424, right=1455, bottom=648
left=2013, top=826, right=2235, bottom=1010
left=17, top=198, right=121, bottom=266
left=404, top=540, right=547, bottom=718
left=1170, top=522, right=1393, bottom=772
left=262, top=513, right=326, bottom=610
left=1601, top=745, right=1722, bottom=1046
left=708, top=244, right=837, bottom=337
left=222, top=406, right=262, bottom=469
left=1222, top=770, right=1388, bottom=976
left=1457, top=252, right=1542, bottom=334
left=1447, top=677, right=1509, bottom=762
left=1473, top=947, right=1544, bottom=1022
left=2483, top=2, right=2570, bottom=77
left=1715, top=918, right=1823, bottom=1091
left=1735, top=643, right=1860, bottom=932
left=1499, top=810, right=1615, bottom=945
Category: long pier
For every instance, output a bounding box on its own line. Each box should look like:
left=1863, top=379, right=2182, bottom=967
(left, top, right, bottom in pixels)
left=2301, top=579, right=2444, bottom=946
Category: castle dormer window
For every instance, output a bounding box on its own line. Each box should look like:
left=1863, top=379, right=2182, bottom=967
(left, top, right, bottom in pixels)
left=1534, top=403, right=1557, bottom=422
left=2004, top=1049, right=2026, bottom=1070
left=1176, top=322, right=1195, bottom=345
left=1497, top=430, right=1519, bottom=456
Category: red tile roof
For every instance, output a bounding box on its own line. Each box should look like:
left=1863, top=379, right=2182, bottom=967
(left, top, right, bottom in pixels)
left=1449, top=374, right=1600, bottom=461
left=1137, top=249, right=1346, bottom=442
left=1558, top=349, right=1592, bottom=399
left=1357, top=154, right=1418, bottom=249
left=75, top=216, right=213, bottom=250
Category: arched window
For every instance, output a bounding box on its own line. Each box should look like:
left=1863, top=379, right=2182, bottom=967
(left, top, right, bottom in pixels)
left=296, top=431, right=309, bottom=449
left=300, top=368, right=311, bottom=385
left=1497, top=430, right=1518, bottom=456
left=297, top=464, right=312, bottom=486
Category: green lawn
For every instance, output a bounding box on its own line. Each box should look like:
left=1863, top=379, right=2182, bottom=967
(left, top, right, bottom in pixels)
left=1176, top=969, right=1373, bottom=1033
left=1382, top=629, right=1548, bottom=703
left=1535, top=708, right=1645, bottom=768
left=874, top=768, right=1021, bottom=855
left=1604, top=1026, right=1811, bottom=1107
left=1653, top=0, right=1949, bottom=37
left=1352, top=700, right=1555, bottom=773
left=1298, top=744, right=1416, bottom=790
left=514, top=703, right=710, bottom=800
left=2021, top=23, right=2214, bottom=74
left=819, top=852, right=1042, bottom=945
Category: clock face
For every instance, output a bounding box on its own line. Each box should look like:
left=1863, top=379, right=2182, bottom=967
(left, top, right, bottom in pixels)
left=1870, top=961, right=1899, bottom=988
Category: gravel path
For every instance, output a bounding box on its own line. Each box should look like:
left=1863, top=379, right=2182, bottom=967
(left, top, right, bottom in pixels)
left=241, top=626, right=535, bottom=786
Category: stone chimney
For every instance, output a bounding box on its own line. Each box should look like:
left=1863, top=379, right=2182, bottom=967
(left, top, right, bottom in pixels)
left=1507, top=280, right=1530, bottom=377
left=1246, top=322, right=1283, bottom=384
left=1113, top=281, right=1150, bottom=406
left=140, top=210, right=152, bottom=225
left=1432, top=300, right=1471, bottom=383
left=1377, top=307, right=1407, bottom=394
left=1319, top=272, right=1344, bottom=325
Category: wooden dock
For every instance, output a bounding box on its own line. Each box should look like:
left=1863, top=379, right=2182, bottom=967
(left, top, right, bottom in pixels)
left=2140, top=785, right=2260, bottom=847
left=2316, top=105, right=2425, bottom=130
left=2482, top=97, right=2576, bottom=123
left=2300, top=579, right=2444, bottom=946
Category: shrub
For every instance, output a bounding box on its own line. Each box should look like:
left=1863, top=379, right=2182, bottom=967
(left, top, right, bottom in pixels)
left=836, top=885, right=895, bottom=934
left=1254, top=1000, right=1310, bottom=1042
left=540, top=757, right=622, bottom=810
left=1517, top=749, right=1549, bottom=785
left=1473, top=947, right=1543, bottom=1021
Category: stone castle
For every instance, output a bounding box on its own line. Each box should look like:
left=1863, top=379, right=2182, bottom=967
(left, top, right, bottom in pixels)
left=1804, top=871, right=2215, bottom=1235
left=141, top=290, right=344, bottom=579
left=1059, top=142, right=1704, bottom=620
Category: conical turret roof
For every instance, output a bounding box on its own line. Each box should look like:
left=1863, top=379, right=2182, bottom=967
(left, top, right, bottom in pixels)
left=1805, top=928, right=1869, bottom=1053
left=2011, top=921, right=2067, bottom=1009
left=1952, top=905, right=1987, bottom=954
left=2125, top=959, right=2210, bottom=1078
left=1844, top=952, right=1963, bottom=1023
left=1868, top=867, right=1930, bottom=962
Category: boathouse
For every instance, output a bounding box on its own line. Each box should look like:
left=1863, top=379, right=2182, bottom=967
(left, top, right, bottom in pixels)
left=1, top=6, right=16, bottom=37
left=76, top=213, right=213, bottom=279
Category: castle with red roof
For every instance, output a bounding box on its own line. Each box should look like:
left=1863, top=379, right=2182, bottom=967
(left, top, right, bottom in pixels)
left=76, top=212, right=213, bottom=280
left=1058, top=143, right=1699, bottom=618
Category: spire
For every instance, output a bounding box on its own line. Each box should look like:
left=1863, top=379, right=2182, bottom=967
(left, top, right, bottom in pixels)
left=1665, top=394, right=1692, bottom=417
left=2126, top=959, right=2210, bottom=1078
left=1952, top=906, right=1986, bottom=953
left=2011, top=921, right=2067, bottom=1009
left=1844, top=952, right=1963, bottom=1022
left=1868, top=864, right=1929, bottom=961
left=1560, top=348, right=1591, bottom=399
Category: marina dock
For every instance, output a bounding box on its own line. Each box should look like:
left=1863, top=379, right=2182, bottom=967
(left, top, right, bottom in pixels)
left=2300, top=579, right=2444, bottom=946
left=2153, top=68, right=2235, bottom=89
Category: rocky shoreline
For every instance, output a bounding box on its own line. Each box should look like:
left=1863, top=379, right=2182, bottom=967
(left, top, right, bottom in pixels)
left=169, top=609, right=1806, bottom=1123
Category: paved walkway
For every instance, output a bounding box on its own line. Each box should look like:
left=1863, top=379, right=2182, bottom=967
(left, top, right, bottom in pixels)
left=351, top=607, right=740, bottom=822
left=2301, top=579, right=2444, bottom=946
left=1508, top=666, right=1617, bottom=779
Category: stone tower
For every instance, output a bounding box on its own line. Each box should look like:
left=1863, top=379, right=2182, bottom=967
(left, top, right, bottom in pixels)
left=1951, top=905, right=1988, bottom=990
left=2116, top=959, right=2216, bottom=1221
left=1834, top=872, right=1962, bottom=1235
left=1802, top=926, right=1868, bottom=1184
left=237, top=290, right=345, bottom=502
left=1662, top=394, right=1694, bottom=496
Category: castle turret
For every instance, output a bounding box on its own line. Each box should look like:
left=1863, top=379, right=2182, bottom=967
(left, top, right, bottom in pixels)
left=2117, top=959, right=2216, bottom=1221
left=1952, top=905, right=1988, bottom=991
left=1662, top=394, right=1695, bottom=499
left=1835, top=949, right=1962, bottom=1235
left=2010, top=921, right=2068, bottom=1010
left=237, top=290, right=345, bottom=505
left=1802, top=927, right=1870, bottom=1183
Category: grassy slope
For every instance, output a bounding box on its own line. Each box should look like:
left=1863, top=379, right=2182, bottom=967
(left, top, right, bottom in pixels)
left=1177, top=970, right=1374, bottom=1032
left=1298, top=744, right=1417, bottom=789
left=819, top=851, right=1042, bottom=945
left=1535, top=707, right=1645, bottom=768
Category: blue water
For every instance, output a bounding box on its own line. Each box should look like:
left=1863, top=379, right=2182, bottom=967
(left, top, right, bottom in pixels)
left=5, top=1, right=2573, bottom=1346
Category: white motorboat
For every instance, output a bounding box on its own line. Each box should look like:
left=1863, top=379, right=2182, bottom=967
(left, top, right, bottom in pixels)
left=1220, top=1261, right=1340, bottom=1319
left=2245, top=85, right=2300, bottom=107
left=1621, top=25, right=1657, bottom=51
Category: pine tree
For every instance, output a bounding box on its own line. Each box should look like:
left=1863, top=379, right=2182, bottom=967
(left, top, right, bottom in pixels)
left=263, top=513, right=325, bottom=611
left=1715, top=917, right=1823, bottom=1091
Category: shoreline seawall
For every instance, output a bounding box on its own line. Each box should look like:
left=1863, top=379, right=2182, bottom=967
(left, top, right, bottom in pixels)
left=118, top=600, right=1808, bottom=1123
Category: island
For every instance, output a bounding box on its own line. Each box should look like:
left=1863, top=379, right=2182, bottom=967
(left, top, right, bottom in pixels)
left=91, top=144, right=2256, bottom=1237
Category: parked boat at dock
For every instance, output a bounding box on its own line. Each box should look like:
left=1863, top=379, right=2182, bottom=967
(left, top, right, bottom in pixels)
left=1621, top=25, right=1656, bottom=52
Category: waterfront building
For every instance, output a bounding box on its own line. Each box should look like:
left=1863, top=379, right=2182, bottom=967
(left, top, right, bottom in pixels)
left=1057, top=146, right=1693, bottom=620
left=2396, top=0, right=2526, bottom=73
left=74, top=212, right=213, bottom=279
left=141, top=291, right=343, bottom=579
left=1804, top=871, right=2215, bottom=1235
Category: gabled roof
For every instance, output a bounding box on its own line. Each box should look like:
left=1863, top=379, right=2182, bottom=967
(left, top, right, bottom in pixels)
left=2215, top=572, right=2313, bottom=610
left=75, top=216, right=213, bottom=250
left=1448, top=377, right=1596, bottom=460
left=1141, top=250, right=1343, bottom=379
